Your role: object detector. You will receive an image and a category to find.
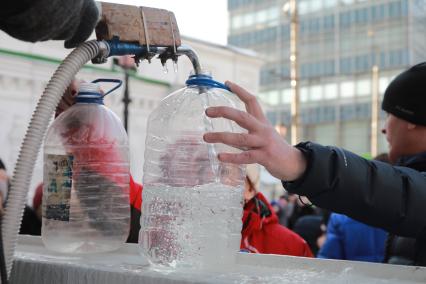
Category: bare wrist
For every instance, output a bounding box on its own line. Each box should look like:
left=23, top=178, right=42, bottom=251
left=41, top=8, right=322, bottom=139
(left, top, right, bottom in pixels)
left=287, top=148, right=307, bottom=181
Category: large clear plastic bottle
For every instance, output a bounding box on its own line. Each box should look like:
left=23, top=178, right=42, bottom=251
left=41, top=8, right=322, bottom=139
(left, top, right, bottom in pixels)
left=42, top=81, right=130, bottom=254
left=140, top=73, right=245, bottom=268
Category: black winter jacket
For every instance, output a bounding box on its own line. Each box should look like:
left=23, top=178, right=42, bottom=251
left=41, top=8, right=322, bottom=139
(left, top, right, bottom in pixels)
left=283, top=142, right=426, bottom=266
left=383, top=152, right=426, bottom=265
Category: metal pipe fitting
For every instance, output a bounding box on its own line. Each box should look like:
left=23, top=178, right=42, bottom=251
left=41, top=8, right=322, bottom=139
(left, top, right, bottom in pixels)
left=92, top=41, right=202, bottom=75
left=176, top=44, right=202, bottom=75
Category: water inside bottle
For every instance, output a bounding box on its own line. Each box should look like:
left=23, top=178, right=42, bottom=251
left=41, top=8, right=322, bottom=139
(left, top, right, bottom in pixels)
left=42, top=146, right=130, bottom=254
left=140, top=75, right=245, bottom=267
left=140, top=183, right=243, bottom=268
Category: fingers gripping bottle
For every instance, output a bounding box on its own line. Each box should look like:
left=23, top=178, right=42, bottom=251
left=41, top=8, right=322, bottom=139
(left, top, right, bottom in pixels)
left=140, top=72, right=245, bottom=268
left=42, top=79, right=130, bottom=254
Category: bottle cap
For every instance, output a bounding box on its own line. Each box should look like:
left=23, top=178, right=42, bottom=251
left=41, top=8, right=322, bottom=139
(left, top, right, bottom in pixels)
left=76, top=83, right=103, bottom=104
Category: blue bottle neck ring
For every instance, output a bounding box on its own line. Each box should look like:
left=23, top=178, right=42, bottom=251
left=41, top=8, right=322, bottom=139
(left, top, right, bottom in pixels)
left=185, top=74, right=230, bottom=91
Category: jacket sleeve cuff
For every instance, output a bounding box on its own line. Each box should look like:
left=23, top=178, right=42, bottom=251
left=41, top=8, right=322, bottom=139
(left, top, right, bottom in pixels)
left=281, top=142, right=345, bottom=198
left=281, top=142, right=313, bottom=193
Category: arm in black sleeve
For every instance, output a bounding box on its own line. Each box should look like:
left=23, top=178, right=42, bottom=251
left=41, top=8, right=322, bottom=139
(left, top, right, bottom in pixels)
left=283, top=142, right=426, bottom=239
left=0, top=0, right=99, bottom=48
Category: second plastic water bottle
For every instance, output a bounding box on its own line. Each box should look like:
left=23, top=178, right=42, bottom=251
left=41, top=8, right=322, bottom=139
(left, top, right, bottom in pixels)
left=42, top=80, right=130, bottom=254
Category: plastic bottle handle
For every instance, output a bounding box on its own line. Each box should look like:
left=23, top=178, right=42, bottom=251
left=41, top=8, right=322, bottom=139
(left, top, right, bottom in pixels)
left=91, top=78, right=123, bottom=97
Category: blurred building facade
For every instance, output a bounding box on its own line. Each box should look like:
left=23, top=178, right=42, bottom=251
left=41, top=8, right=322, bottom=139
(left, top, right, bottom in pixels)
left=228, top=0, right=426, bottom=155
left=0, top=33, right=262, bottom=200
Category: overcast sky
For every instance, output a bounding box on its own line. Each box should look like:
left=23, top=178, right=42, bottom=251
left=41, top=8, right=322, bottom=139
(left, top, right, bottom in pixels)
left=105, top=0, right=229, bottom=45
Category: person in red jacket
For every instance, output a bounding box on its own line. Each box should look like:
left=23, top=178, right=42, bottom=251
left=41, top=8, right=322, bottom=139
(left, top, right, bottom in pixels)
left=241, top=165, right=313, bottom=257
left=127, top=175, right=143, bottom=243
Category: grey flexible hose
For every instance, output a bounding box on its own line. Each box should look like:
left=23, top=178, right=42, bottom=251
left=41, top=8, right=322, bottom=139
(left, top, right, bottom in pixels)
left=2, top=41, right=102, bottom=278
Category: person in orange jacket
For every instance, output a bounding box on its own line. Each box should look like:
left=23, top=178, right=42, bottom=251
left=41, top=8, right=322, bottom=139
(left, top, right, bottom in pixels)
left=240, top=165, right=313, bottom=257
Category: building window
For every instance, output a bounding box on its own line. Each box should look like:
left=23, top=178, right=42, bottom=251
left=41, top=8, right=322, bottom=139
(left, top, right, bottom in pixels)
left=257, top=9, right=268, bottom=23
left=324, top=0, right=338, bottom=8
left=268, top=90, right=280, bottom=105
left=324, top=83, right=338, bottom=100
left=340, top=81, right=355, bottom=98
left=310, top=0, right=322, bottom=12
left=300, top=64, right=308, bottom=79
left=298, top=0, right=310, bottom=15
left=324, top=15, right=335, bottom=30
left=355, top=54, right=370, bottom=73
left=324, top=106, right=336, bottom=122
left=379, top=51, right=387, bottom=68
left=279, top=24, right=290, bottom=39
left=266, top=112, right=277, bottom=125
left=355, top=8, right=369, bottom=24
left=300, top=19, right=308, bottom=35
left=388, top=1, right=401, bottom=18
left=260, top=68, right=271, bottom=85
left=340, top=57, right=353, bottom=74
left=309, top=18, right=321, bottom=33
left=402, top=49, right=409, bottom=65
left=371, top=4, right=386, bottom=22
left=310, top=85, right=323, bottom=101
left=300, top=87, right=309, bottom=102
left=231, top=15, right=243, bottom=30
left=389, top=49, right=403, bottom=66
left=282, top=89, right=292, bottom=104
left=357, top=79, right=371, bottom=97
left=340, top=11, right=351, bottom=29
left=379, top=77, right=390, bottom=94
left=324, top=60, right=335, bottom=76
left=243, top=13, right=255, bottom=27
left=267, top=7, right=279, bottom=22
left=401, top=0, right=409, bottom=15
left=228, top=0, right=239, bottom=10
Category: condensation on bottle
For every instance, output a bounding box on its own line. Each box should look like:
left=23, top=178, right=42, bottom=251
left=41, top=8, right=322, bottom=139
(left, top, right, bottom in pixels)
left=42, top=81, right=130, bottom=254
left=139, top=72, right=245, bottom=268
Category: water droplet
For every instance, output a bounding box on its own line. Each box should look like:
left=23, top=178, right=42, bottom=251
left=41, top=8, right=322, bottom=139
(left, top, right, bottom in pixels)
left=162, top=64, right=168, bottom=74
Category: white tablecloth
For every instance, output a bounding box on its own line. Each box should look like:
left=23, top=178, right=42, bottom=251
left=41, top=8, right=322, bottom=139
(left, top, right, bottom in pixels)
left=10, top=235, right=426, bottom=283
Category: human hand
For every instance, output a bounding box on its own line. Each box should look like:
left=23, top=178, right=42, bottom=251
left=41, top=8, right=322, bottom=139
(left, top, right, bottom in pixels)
left=203, top=81, right=307, bottom=181
left=55, top=80, right=82, bottom=118
left=0, top=170, right=7, bottom=183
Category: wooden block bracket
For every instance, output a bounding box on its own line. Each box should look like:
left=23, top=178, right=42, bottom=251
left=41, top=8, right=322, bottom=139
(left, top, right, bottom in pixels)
left=95, top=2, right=181, bottom=48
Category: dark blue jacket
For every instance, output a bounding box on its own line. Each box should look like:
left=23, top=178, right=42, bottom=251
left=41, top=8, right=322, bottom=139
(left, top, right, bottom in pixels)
left=317, top=213, right=387, bottom=262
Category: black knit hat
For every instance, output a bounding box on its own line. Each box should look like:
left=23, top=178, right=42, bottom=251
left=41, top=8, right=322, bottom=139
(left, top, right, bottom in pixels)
left=382, top=62, right=426, bottom=126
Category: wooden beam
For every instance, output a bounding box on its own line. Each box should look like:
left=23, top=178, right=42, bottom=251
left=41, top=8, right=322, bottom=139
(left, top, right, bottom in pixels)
left=96, top=2, right=181, bottom=47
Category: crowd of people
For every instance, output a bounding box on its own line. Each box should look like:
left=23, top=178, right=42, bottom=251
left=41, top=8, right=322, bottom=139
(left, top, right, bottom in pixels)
left=1, top=0, right=426, bottom=270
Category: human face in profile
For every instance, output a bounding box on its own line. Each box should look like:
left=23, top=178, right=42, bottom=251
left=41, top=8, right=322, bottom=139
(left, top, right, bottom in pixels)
left=382, top=113, right=413, bottom=163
